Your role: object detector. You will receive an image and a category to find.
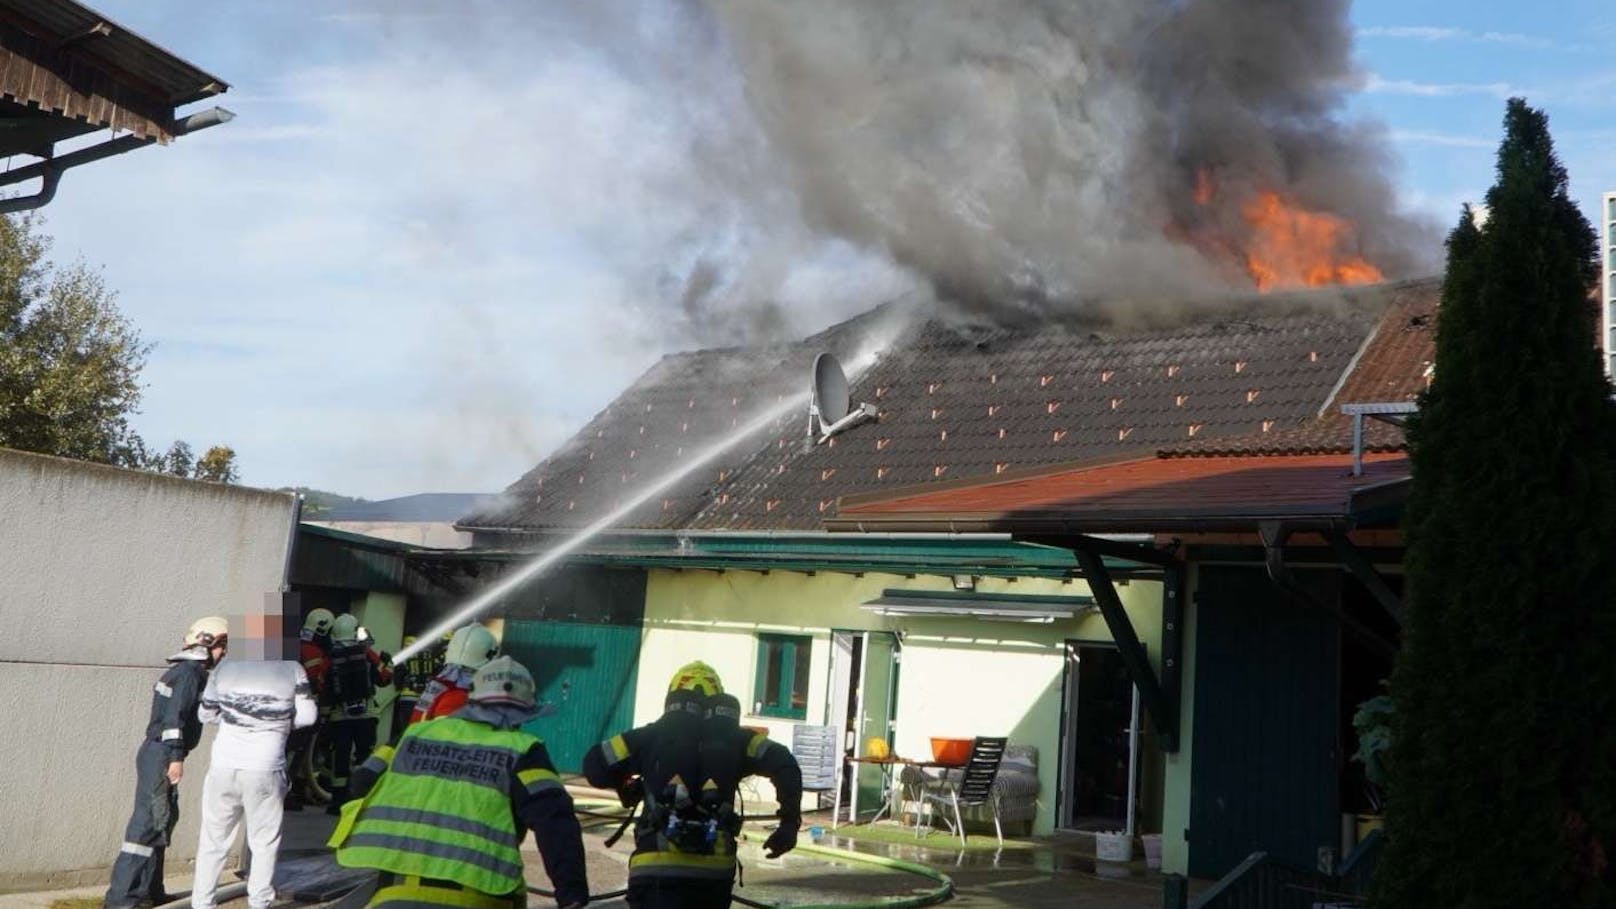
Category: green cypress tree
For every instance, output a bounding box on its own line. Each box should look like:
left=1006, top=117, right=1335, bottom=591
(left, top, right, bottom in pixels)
left=1373, top=99, right=1616, bottom=907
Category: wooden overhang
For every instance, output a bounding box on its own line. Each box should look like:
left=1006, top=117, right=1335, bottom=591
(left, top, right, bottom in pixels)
left=0, top=0, right=226, bottom=154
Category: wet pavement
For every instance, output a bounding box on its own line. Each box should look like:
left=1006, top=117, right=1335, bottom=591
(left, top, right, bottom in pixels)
left=3, top=802, right=1173, bottom=909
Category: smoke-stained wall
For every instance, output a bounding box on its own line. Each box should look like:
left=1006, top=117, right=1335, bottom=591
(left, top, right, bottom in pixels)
left=0, top=449, right=296, bottom=890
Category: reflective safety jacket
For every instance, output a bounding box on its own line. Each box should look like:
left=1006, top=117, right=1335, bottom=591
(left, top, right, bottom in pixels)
left=332, top=711, right=588, bottom=906
left=583, top=721, right=804, bottom=883
left=397, top=651, right=438, bottom=699
left=300, top=638, right=330, bottom=699
left=410, top=665, right=473, bottom=724
left=146, top=655, right=208, bottom=762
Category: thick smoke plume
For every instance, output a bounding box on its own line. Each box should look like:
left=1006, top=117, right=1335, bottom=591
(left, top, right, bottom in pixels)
left=702, top=0, right=1436, bottom=318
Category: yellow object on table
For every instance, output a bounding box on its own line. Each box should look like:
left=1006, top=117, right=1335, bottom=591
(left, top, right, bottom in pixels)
left=864, top=736, right=890, bottom=759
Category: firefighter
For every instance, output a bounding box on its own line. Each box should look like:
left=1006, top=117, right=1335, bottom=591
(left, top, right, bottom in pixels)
left=584, top=661, right=803, bottom=909
left=286, top=608, right=335, bottom=809
left=104, top=617, right=229, bottom=909
left=409, top=622, right=498, bottom=724
left=332, top=656, right=588, bottom=909
left=323, top=613, right=393, bottom=811
left=390, top=635, right=438, bottom=743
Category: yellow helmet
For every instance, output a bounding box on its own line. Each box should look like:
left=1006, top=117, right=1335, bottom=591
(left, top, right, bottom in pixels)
left=668, top=661, right=723, bottom=697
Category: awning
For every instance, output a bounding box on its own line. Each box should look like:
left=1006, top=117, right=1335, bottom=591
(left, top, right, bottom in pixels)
left=861, top=588, right=1096, bottom=623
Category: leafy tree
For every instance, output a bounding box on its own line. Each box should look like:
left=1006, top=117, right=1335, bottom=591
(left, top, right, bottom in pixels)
left=193, top=445, right=239, bottom=484
left=1372, top=99, right=1616, bottom=907
left=0, top=213, right=241, bottom=480
left=0, top=216, right=148, bottom=463
left=162, top=440, right=195, bottom=478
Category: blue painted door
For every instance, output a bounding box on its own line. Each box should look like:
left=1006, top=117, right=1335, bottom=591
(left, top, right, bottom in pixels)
left=1189, top=567, right=1341, bottom=878
left=502, top=619, right=642, bottom=773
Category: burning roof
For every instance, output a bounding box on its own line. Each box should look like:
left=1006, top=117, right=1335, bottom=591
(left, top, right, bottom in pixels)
left=461, top=279, right=1440, bottom=535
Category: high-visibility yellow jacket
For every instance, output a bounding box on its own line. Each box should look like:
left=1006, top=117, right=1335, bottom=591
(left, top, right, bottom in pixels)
left=332, top=709, right=587, bottom=906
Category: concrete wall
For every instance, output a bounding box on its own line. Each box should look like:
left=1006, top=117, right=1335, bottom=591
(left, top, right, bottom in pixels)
left=636, top=567, right=1164, bottom=835
left=0, top=449, right=296, bottom=891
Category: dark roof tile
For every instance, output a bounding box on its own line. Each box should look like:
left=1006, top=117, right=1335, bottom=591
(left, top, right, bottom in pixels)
left=464, top=280, right=1440, bottom=532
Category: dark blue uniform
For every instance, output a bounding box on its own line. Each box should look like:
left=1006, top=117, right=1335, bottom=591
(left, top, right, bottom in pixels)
left=105, top=654, right=208, bottom=909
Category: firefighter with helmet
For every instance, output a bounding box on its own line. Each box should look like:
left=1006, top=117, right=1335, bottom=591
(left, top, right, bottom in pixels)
left=286, top=608, right=335, bottom=808
left=391, top=635, right=439, bottom=743
left=332, top=656, right=589, bottom=909
left=409, top=622, right=498, bottom=724
left=104, top=617, right=229, bottom=909
left=323, top=613, right=392, bottom=811
left=584, top=661, right=803, bottom=909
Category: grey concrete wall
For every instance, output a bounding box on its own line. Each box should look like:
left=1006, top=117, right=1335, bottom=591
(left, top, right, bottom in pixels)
left=0, top=449, right=296, bottom=891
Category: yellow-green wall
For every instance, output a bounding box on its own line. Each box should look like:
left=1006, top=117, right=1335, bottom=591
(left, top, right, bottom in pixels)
left=638, top=567, right=1164, bottom=836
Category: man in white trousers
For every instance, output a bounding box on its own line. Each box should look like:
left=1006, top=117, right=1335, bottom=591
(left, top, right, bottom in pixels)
left=192, top=635, right=316, bottom=909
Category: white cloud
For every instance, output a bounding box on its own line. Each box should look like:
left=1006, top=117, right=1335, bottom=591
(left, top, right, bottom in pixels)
left=1364, top=74, right=1521, bottom=99
left=1389, top=130, right=1495, bottom=149
left=1357, top=26, right=1556, bottom=49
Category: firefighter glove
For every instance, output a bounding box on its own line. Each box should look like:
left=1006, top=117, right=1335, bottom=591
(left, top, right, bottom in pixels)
left=763, top=823, right=798, bottom=859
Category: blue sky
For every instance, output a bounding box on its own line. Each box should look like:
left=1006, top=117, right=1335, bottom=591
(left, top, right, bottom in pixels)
left=27, top=2, right=1616, bottom=499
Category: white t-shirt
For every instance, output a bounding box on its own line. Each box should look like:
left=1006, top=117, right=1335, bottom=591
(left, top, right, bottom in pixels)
left=198, top=659, right=317, bottom=772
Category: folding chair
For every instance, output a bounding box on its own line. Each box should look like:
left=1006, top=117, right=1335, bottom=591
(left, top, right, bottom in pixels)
left=920, top=736, right=1007, bottom=846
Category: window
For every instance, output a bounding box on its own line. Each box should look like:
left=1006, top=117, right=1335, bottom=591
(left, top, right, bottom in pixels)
left=753, top=633, right=811, bottom=720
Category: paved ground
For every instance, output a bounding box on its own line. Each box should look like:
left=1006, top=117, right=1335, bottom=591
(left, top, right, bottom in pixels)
left=3, top=804, right=1173, bottom=909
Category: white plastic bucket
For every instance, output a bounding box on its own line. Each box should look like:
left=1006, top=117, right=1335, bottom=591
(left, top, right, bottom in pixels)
left=1142, top=833, right=1163, bottom=869
left=1095, top=830, right=1133, bottom=862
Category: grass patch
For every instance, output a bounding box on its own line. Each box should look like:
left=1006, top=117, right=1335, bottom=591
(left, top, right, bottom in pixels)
left=824, top=820, right=1036, bottom=853
left=49, top=899, right=104, bottom=909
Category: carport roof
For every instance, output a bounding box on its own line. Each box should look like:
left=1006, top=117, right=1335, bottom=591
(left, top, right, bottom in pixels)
left=828, top=450, right=1410, bottom=534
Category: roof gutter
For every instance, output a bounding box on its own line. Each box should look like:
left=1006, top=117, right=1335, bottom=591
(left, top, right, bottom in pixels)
left=457, top=525, right=1019, bottom=542
left=0, top=106, right=234, bottom=213
left=823, top=513, right=1352, bottom=535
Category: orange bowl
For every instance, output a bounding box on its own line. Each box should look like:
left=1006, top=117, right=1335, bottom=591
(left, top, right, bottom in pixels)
left=930, top=737, right=973, bottom=765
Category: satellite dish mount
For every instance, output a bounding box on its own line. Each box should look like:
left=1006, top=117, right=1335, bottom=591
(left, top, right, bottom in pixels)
left=806, top=352, right=877, bottom=452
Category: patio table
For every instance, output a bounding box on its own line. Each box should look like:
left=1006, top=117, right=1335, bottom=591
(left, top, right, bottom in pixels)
left=845, top=756, right=964, bottom=825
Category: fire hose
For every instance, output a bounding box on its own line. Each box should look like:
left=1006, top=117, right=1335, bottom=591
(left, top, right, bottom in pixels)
left=522, top=798, right=955, bottom=909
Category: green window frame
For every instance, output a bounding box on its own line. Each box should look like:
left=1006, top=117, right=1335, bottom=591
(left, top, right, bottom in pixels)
left=753, top=633, right=811, bottom=720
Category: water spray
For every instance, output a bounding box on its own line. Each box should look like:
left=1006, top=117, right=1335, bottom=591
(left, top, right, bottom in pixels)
left=393, top=326, right=903, bottom=667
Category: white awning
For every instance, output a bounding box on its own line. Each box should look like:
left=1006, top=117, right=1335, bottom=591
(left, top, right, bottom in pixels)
left=860, top=589, right=1095, bottom=624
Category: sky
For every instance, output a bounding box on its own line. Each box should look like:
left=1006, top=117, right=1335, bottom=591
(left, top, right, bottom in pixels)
left=25, top=1, right=1616, bottom=500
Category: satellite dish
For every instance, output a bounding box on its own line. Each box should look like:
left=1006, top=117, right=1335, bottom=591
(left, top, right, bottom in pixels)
left=812, top=353, right=850, bottom=424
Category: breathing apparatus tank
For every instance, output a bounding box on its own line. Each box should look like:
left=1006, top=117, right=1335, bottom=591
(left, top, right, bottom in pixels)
left=641, top=668, right=743, bottom=854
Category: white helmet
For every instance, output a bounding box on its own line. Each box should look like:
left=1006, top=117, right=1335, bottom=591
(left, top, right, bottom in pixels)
left=445, top=623, right=499, bottom=669
left=331, top=613, right=361, bottom=643
left=302, top=608, right=335, bottom=637
left=469, top=656, right=536, bottom=710
left=184, top=616, right=229, bottom=649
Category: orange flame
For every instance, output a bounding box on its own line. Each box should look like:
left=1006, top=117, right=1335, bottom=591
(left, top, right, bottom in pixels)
left=1193, top=168, right=1214, bottom=206
left=1240, top=191, right=1382, bottom=292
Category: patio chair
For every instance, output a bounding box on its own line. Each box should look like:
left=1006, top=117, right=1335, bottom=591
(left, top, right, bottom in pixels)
left=919, top=736, right=1008, bottom=846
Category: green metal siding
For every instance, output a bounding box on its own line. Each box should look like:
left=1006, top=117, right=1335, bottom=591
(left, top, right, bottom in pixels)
left=503, top=619, right=642, bottom=773
left=1189, top=567, right=1341, bottom=878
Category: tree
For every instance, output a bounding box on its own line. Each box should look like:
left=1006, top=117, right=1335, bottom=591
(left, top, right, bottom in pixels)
left=0, top=213, right=241, bottom=481
left=193, top=445, right=239, bottom=484
left=162, top=440, right=195, bottom=478
left=1372, top=99, right=1616, bottom=907
left=0, top=215, right=148, bottom=463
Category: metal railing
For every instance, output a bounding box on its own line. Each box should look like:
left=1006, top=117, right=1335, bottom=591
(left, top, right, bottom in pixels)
left=1163, top=829, right=1386, bottom=909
